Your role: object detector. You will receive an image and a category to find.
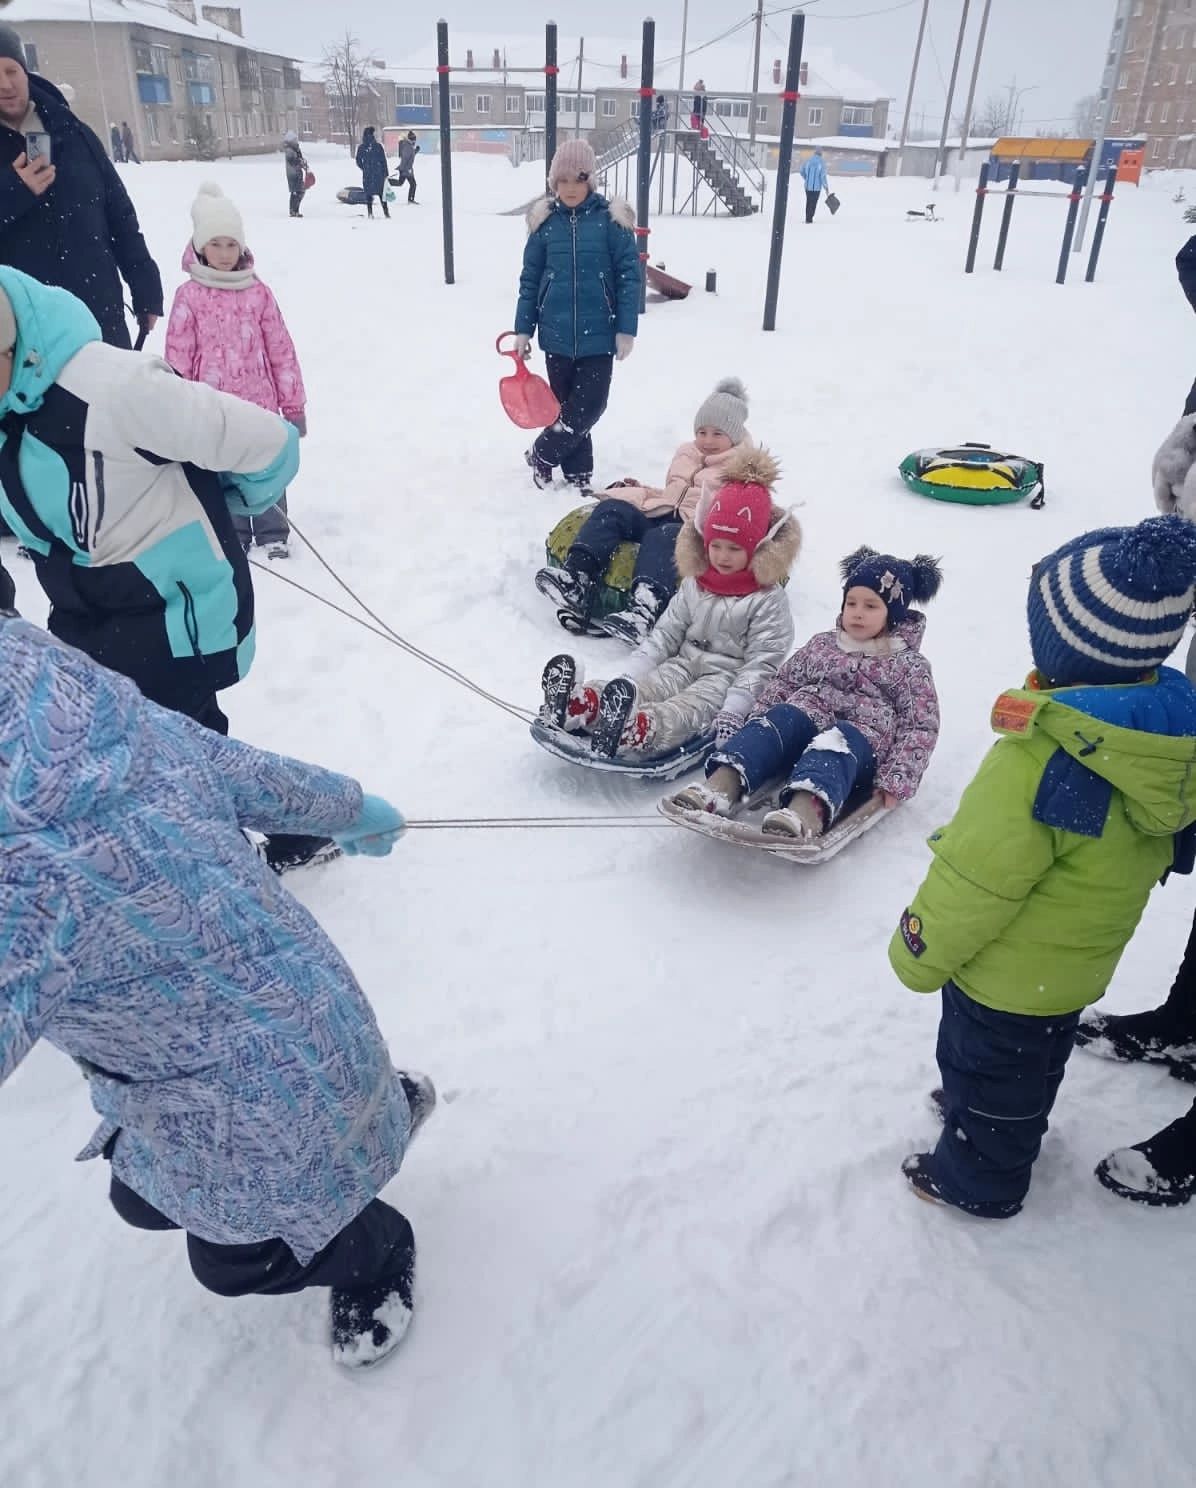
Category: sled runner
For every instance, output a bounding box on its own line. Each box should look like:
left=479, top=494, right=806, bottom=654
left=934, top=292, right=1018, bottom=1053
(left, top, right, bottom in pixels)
left=530, top=719, right=713, bottom=781
left=658, top=787, right=893, bottom=864
left=497, top=332, right=561, bottom=429
left=645, top=264, right=692, bottom=300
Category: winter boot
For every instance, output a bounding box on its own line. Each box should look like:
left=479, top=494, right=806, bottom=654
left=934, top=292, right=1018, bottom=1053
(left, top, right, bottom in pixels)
left=563, top=471, right=594, bottom=499
left=382, top=201, right=391, bottom=219
left=262, top=833, right=341, bottom=875
left=591, top=677, right=638, bottom=758
left=526, top=448, right=554, bottom=490
left=535, top=564, right=596, bottom=621
left=599, top=583, right=668, bottom=646
left=762, top=792, right=827, bottom=841
left=540, top=653, right=578, bottom=727
left=901, top=1153, right=1022, bottom=1219
left=670, top=765, right=744, bottom=816
left=927, top=1088, right=947, bottom=1124
left=266, top=540, right=289, bottom=560
left=1095, top=1100, right=1196, bottom=1207
left=399, top=1071, right=437, bottom=1142
left=1075, top=1005, right=1196, bottom=1078
left=330, top=1264, right=414, bottom=1370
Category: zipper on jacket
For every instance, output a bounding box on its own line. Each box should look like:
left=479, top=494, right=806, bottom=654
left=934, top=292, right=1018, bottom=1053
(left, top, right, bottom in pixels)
left=91, top=452, right=106, bottom=540
left=599, top=270, right=615, bottom=316
left=177, top=581, right=202, bottom=658
left=537, top=269, right=555, bottom=313
left=570, top=210, right=579, bottom=358
left=67, top=475, right=89, bottom=551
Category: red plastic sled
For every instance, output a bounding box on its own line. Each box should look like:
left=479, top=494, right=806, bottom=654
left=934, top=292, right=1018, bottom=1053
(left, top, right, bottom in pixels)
left=645, top=264, right=691, bottom=300
left=497, top=332, right=561, bottom=429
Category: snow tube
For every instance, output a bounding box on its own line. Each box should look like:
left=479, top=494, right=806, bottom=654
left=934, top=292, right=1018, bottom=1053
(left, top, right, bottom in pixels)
left=545, top=505, right=638, bottom=617
left=899, top=444, right=1044, bottom=507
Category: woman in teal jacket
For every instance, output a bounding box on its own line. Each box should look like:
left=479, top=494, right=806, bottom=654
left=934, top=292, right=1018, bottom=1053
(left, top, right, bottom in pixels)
left=513, top=139, right=640, bottom=495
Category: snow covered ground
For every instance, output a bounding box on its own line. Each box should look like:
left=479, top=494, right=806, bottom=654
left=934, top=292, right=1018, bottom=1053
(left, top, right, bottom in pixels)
left=3, top=145, right=1196, bottom=1487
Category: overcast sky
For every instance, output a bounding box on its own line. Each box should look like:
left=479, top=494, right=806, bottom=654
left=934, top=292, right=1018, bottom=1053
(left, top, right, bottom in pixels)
left=249, top=0, right=1113, bottom=134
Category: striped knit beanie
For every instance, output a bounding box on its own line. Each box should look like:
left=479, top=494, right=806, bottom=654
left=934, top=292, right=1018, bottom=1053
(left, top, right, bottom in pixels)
left=1028, top=516, right=1196, bottom=686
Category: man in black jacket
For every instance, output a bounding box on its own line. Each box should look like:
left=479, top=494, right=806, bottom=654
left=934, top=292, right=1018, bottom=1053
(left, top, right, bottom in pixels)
left=0, top=24, right=162, bottom=348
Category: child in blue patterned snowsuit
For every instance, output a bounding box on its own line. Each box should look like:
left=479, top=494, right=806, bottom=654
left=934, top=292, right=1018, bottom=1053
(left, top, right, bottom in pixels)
left=0, top=619, right=428, bottom=1370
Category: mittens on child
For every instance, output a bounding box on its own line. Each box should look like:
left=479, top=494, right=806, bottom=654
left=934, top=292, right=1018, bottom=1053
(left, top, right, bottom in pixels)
left=513, top=333, right=532, bottom=358
left=332, top=793, right=406, bottom=857
left=615, top=334, right=635, bottom=362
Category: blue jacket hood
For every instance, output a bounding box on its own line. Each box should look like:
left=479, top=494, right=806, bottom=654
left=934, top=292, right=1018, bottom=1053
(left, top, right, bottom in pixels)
left=0, top=267, right=102, bottom=417
left=1048, top=665, right=1196, bottom=740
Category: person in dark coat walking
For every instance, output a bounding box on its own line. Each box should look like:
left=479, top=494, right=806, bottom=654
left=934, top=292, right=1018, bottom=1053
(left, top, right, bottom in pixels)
left=284, top=131, right=307, bottom=217
left=120, top=120, right=140, bottom=164
left=690, top=80, right=709, bottom=138
left=109, top=122, right=124, bottom=163
left=0, top=25, right=162, bottom=349
left=356, top=125, right=389, bottom=219
left=395, top=130, right=419, bottom=203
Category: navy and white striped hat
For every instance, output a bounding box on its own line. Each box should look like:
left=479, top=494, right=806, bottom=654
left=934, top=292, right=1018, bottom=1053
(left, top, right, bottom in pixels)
left=1028, top=516, right=1196, bottom=687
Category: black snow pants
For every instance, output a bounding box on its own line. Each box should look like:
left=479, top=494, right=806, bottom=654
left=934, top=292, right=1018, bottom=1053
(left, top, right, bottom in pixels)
left=533, top=353, right=615, bottom=483
left=804, top=189, right=820, bottom=224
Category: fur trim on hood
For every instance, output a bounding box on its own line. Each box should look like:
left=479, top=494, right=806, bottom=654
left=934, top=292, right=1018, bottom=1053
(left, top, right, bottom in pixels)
left=525, top=193, right=636, bottom=234
left=1153, top=413, right=1196, bottom=521
left=675, top=500, right=801, bottom=588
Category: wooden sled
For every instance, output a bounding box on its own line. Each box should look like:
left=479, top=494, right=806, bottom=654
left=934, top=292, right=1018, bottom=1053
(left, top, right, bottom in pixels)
left=530, top=719, right=713, bottom=781
left=645, top=264, right=691, bottom=301
left=658, top=788, right=893, bottom=864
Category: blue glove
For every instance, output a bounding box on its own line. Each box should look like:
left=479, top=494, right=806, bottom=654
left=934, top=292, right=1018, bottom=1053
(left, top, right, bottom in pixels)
left=333, top=793, right=406, bottom=857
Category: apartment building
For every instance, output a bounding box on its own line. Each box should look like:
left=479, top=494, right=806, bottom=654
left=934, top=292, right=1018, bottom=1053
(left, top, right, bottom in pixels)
left=2, top=1, right=300, bottom=161
left=1109, top=0, right=1196, bottom=167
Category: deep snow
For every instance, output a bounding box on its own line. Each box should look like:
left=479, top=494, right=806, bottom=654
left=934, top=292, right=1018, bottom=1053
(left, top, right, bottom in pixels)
left=3, top=144, right=1196, bottom=1487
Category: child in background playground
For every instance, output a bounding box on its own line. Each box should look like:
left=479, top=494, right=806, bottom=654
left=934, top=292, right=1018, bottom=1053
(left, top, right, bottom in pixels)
left=539, top=449, right=799, bottom=758
left=670, top=547, right=941, bottom=839
left=535, top=377, right=753, bottom=643
left=513, top=140, right=641, bottom=496
left=165, top=183, right=306, bottom=559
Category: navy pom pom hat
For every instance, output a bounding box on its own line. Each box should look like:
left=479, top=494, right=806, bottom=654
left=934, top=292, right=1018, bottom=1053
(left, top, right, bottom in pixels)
left=840, top=546, right=943, bottom=625
left=1028, top=516, right=1196, bottom=687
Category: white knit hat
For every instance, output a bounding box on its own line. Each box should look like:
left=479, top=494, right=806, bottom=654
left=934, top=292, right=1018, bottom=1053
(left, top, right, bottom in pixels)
left=694, top=377, right=749, bottom=443
left=0, top=284, right=15, bottom=356
left=191, top=182, right=246, bottom=253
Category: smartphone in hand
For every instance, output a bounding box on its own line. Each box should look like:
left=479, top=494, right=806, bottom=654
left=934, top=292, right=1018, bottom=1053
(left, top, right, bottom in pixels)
left=24, top=132, right=52, bottom=167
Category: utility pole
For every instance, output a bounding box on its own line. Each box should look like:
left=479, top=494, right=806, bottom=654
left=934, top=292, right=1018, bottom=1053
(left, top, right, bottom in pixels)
left=1075, top=0, right=1133, bottom=253
left=749, top=0, right=764, bottom=145
left=575, top=37, right=584, bottom=139
left=671, top=0, right=690, bottom=210
left=953, top=0, right=993, bottom=191
left=933, top=0, right=972, bottom=191
left=896, top=0, right=930, bottom=171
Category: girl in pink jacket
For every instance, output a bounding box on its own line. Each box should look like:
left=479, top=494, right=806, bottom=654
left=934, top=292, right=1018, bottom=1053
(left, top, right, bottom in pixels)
left=535, top=377, right=752, bottom=644
left=166, top=183, right=306, bottom=559
left=671, top=546, right=943, bottom=841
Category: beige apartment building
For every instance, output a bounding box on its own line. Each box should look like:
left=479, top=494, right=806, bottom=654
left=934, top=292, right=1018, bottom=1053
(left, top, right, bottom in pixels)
left=1110, top=0, right=1196, bottom=167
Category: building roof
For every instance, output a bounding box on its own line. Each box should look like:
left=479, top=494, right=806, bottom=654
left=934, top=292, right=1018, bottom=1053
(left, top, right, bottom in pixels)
left=991, top=136, right=1094, bottom=161
left=388, top=32, right=887, bottom=102
left=0, top=0, right=297, bottom=59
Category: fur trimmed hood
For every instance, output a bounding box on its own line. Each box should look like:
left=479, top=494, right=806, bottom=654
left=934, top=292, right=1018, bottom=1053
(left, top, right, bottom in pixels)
left=526, top=192, right=635, bottom=233
left=676, top=445, right=801, bottom=588
left=1153, top=413, right=1196, bottom=521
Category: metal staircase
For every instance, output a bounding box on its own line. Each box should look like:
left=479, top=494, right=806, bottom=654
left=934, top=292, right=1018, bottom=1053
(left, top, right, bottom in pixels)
left=676, top=115, right=764, bottom=217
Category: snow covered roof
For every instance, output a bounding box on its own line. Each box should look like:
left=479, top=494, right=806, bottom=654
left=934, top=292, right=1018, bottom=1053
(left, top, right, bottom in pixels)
left=389, top=33, right=887, bottom=102
left=0, top=0, right=297, bottom=59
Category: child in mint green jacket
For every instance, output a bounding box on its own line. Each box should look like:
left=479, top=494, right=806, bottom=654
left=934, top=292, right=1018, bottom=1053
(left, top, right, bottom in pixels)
left=890, top=517, right=1196, bottom=1219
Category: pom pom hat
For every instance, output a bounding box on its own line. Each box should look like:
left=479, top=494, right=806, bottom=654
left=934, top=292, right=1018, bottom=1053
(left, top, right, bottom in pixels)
left=190, top=182, right=246, bottom=253
left=840, top=546, right=943, bottom=626
left=1028, top=516, right=1196, bottom=686
left=699, top=447, right=780, bottom=560
left=694, top=377, right=749, bottom=444
left=548, top=139, right=597, bottom=188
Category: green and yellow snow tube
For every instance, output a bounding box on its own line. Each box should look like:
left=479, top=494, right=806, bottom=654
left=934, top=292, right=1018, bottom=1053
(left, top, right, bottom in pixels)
left=545, top=506, right=638, bottom=617
left=899, top=445, right=1044, bottom=507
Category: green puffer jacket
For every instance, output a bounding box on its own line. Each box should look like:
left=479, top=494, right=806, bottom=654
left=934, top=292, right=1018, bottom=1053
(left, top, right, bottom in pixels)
left=889, top=669, right=1196, bottom=1016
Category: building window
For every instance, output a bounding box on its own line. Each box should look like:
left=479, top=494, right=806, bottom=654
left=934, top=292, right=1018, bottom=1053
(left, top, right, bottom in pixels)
left=134, top=41, right=171, bottom=76
left=1132, top=0, right=1142, bottom=12
left=1162, top=100, right=1172, bottom=121
left=602, top=97, right=617, bottom=117
left=1172, top=64, right=1182, bottom=83
left=22, top=43, right=38, bottom=73
left=398, top=87, right=432, bottom=108
left=182, top=50, right=216, bottom=84
left=1152, top=136, right=1163, bottom=158
left=476, top=94, right=491, bottom=114
left=188, top=82, right=216, bottom=107
left=1178, top=100, right=1187, bottom=123
left=756, top=103, right=768, bottom=124
left=1110, top=101, right=1122, bottom=123
left=1189, top=64, right=1196, bottom=82
left=262, top=66, right=284, bottom=91
left=300, top=93, right=311, bottom=109
left=806, top=105, right=824, bottom=127
left=841, top=105, right=873, bottom=127
left=1118, top=69, right=1128, bottom=88
left=1145, top=101, right=1154, bottom=122
left=713, top=98, right=750, bottom=120
left=449, top=92, right=463, bottom=113
left=169, top=115, right=178, bottom=142
left=506, top=94, right=521, bottom=114
left=144, top=113, right=159, bottom=146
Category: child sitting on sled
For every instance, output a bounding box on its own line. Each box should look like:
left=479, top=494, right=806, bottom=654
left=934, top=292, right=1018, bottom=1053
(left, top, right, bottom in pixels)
left=669, top=546, right=942, bottom=839
left=539, top=449, right=799, bottom=757
left=535, top=377, right=753, bottom=644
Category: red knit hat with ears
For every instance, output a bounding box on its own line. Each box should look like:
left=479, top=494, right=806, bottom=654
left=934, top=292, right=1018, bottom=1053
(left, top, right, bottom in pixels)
left=701, top=483, right=774, bottom=558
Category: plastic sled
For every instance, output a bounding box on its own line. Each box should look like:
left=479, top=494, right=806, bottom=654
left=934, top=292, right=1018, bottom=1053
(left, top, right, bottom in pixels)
left=645, top=264, right=691, bottom=300
left=497, top=332, right=561, bottom=430
left=825, top=191, right=841, bottom=215
left=530, top=718, right=713, bottom=781
left=658, top=786, right=893, bottom=864
left=899, top=444, right=1044, bottom=508
left=337, top=185, right=369, bottom=206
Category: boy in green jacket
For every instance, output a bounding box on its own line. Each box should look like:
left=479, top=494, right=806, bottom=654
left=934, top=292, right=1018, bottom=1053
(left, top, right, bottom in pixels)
left=890, top=517, right=1196, bottom=1218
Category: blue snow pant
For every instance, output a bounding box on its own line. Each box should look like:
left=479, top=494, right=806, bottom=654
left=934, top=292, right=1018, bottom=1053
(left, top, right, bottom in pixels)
left=570, top=497, right=680, bottom=599
left=925, top=981, right=1081, bottom=1216
left=709, top=705, right=875, bottom=820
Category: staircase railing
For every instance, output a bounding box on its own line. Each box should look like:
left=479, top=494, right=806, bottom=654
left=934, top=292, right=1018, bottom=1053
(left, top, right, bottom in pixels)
left=702, top=111, right=768, bottom=207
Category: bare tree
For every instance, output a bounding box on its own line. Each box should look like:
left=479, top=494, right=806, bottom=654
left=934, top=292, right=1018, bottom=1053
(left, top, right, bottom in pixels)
left=971, top=90, right=1020, bottom=139
left=323, top=31, right=379, bottom=153
left=1072, top=93, right=1099, bottom=138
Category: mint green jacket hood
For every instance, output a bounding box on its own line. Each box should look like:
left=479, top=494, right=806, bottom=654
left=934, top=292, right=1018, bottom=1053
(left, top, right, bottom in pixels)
left=0, top=266, right=102, bottom=419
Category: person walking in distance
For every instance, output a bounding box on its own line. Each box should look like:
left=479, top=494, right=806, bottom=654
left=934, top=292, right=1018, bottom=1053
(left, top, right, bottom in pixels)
left=356, top=126, right=389, bottom=219
left=284, top=131, right=307, bottom=218
left=120, top=120, right=140, bottom=164
left=395, top=130, right=419, bottom=203
left=801, top=148, right=828, bottom=223
left=110, top=122, right=124, bottom=163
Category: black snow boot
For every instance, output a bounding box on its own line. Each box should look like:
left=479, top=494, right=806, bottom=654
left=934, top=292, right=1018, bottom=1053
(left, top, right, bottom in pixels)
left=399, top=1070, right=437, bottom=1141
left=591, top=677, right=637, bottom=758
left=540, top=653, right=578, bottom=727
left=1075, top=1005, right=1196, bottom=1079
left=262, top=833, right=341, bottom=875
left=1095, top=1099, right=1196, bottom=1207
left=563, top=471, right=594, bottom=499
left=600, top=582, right=668, bottom=645
left=330, top=1264, right=414, bottom=1370
left=526, top=448, right=554, bottom=489
left=535, top=563, right=596, bottom=622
